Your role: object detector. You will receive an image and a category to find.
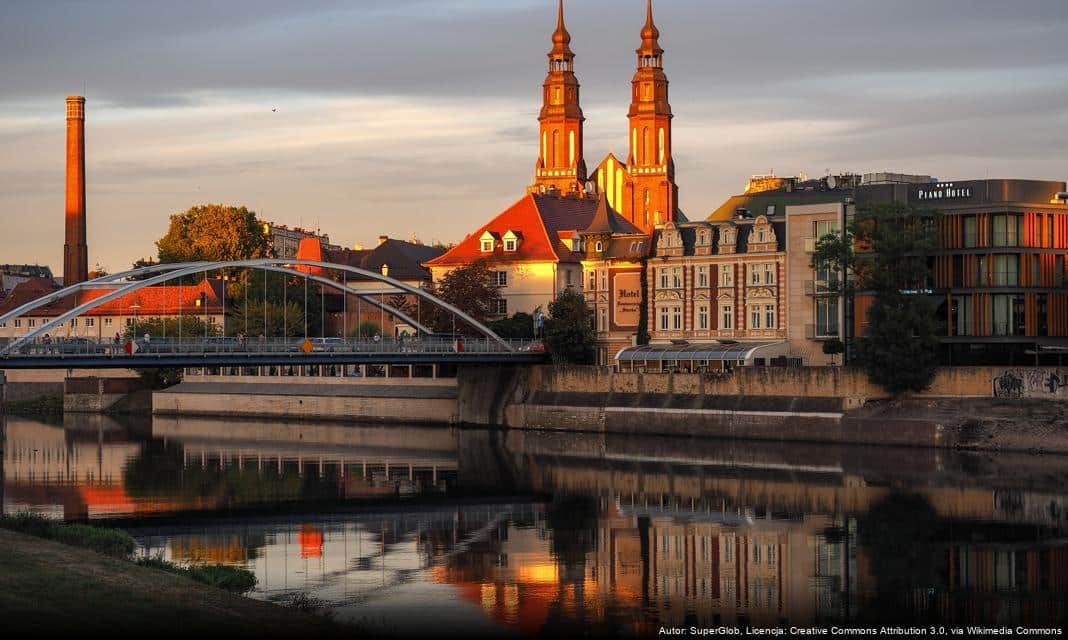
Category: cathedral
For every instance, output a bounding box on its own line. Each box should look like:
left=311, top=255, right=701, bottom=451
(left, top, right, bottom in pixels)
left=529, top=0, right=681, bottom=234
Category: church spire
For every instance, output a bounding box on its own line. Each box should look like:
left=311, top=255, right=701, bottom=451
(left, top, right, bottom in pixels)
left=530, top=0, right=586, bottom=196
left=637, top=0, right=663, bottom=63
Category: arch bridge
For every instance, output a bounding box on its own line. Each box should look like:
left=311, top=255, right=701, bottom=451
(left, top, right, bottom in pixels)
left=0, top=259, right=546, bottom=369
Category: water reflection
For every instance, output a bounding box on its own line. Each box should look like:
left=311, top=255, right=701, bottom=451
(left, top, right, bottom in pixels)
left=4, top=415, right=1068, bottom=635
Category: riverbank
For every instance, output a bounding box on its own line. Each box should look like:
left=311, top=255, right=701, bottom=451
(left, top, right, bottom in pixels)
left=0, top=528, right=350, bottom=637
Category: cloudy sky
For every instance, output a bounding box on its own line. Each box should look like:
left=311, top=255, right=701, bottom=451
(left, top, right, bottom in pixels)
left=1, top=0, right=1066, bottom=272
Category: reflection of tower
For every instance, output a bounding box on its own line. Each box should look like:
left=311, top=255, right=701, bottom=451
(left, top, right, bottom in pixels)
left=64, top=95, right=89, bottom=286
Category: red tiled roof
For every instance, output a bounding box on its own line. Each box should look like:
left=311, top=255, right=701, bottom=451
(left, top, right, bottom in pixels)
left=424, top=193, right=640, bottom=267
left=0, top=278, right=224, bottom=317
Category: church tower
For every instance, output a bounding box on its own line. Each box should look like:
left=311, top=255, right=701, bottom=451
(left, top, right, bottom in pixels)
left=530, top=0, right=587, bottom=196
left=626, top=0, right=676, bottom=230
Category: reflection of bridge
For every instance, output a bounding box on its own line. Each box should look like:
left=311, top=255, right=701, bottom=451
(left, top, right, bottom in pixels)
left=0, top=259, right=548, bottom=368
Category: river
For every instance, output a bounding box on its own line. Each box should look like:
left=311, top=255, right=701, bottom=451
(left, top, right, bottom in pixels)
left=3, top=412, right=1067, bottom=636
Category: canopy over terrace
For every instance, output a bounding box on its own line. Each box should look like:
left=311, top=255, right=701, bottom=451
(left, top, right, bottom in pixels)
left=615, top=341, right=787, bottom=372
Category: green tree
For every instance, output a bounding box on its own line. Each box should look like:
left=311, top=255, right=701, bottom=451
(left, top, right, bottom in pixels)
left=415, top=260, right=500, bottom=334
left=543, top=289, right=595, bottom=364
left=156, top=204, right=269, bottom=264
left=812, top=202, right=942, bottom=394
left=347, top=320, right=382, bottom=338
left=124, top=317, right=220, bottom=340
left=227, top=301, right=306, bottom=338
left=487, top=312, right=535, bottom=340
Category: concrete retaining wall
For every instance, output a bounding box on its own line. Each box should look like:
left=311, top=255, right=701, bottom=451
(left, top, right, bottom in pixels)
left=153, top=376, right=459, bottom=424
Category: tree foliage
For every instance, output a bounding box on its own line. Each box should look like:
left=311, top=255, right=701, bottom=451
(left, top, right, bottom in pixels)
left=543, top=289, right=595, bottom=365
left=124, top=317, right=220, bottom=340
left=156, top=204, right=269, bottom=264
left=227, top=301, right=307, bottom=338
left=812, top=202, right=942, bottom=394
left=413, top=260, right=500, bottom=334
left=487, top=312, right=535, bottom=340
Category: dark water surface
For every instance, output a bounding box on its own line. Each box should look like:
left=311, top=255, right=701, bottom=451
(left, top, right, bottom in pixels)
left=4, top=412, right=1068, bottom=637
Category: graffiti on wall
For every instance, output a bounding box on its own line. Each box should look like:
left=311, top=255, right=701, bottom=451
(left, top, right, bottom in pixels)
left=993, top=369, right=1068, bottom=400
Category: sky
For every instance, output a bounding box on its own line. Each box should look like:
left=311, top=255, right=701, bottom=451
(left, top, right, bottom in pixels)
left=1, top=0, right=1066, bottom=273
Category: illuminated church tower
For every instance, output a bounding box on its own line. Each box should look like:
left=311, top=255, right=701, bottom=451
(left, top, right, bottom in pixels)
left=530, top=0, right=587, bottom=195
left=593, top=0, right=678, bottom=233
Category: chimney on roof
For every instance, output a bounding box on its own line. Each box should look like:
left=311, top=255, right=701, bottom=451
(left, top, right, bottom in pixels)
left=378, top=235, right=389, bottom=246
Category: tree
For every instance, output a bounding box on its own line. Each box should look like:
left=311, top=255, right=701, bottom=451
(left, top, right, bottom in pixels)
left=227, top=301, right=307, bottom=338
left=487, top=312, right=535, bottom=340
left=416, top=260, right=500, bottom=333
left=812, top=202, right=942, bottom=394
left=822, top=338, right=845, bottom=366
left=347, top=320, right=382, bottom=338
left=543, top=289, right=595, bottom=365
left=125, top=316, right=220, bottom=340
left=156, top=204, right=269, bottom=264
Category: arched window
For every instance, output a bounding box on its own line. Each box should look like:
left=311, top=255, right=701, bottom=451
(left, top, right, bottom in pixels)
left=595, top=241, right=603, bottom=252
left=659, top=128, right=666, bottom=165
left=643, top=127, right=651, bottom=164
left=569, top=131, right=575, bottom=167
left=553, top=130, right=560, bottom=168
left=541, top=131, right=547, bottom=166
left=632, top=128, right=638, bottom=159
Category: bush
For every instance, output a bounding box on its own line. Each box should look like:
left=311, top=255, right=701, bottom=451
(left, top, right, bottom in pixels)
left=137, top=554, right=258, bottom=594
left=0, top=514, right=136, bottom=558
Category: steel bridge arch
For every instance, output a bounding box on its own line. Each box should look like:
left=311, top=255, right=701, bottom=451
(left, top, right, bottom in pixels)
left=2, top=259, right=507, bottom=353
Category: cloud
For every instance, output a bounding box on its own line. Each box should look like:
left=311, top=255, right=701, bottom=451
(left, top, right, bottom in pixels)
left=0, top=0, right=1065, bottom=270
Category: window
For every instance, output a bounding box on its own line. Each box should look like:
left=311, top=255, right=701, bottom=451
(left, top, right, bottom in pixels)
left=992, top=215, right=1021, bottom=247
left=993, top=255, right=1018, bottom=286
left=721, top=305, right=733, bottom=330
left=750, top=265, right=762, bottom=285
left=495, top=271, right=508, bottom=287
left=671, top=267, right=682, bottom=289
left=85, top=318, right=95, bottom=327
left=816, top=298, right=839, bottom=337
left=720, top=266, right=734, bottom=287
left=750, top=306, right=762, bottom=329
left=659, top=307, right=669, bottom=331
left=963, top=216, right=977, bottom=248
left=70, top=319, right=77, bottom=327
left=481, top=239, right=493, bottom=252
left=598, top=307, right=607, bottom=333
left=763, top=263, right=776, bottom=285
left=0, top=321, right=5, bottom=328
left=753, top=545, right=761, bottom=564
left=954, top=296, right=973, bottom=337
left=814, top=220, right=838, bottom=240
left=992, top=294, right=1012, bottom=335
left=659, top=268, right=669, bottom=289
left=594, top=241, right=603, bottom=252
left=671, top=306, right=682, bottom=331
left=494, top=298, right=508, bottom=315
left=764, top=304, right=776, bottom=330
left=697, top=304, right=709, bottom=330
left=599, top=271, right=607, bottom=291
left=757, top=229, right=766, bottom=243
left=565, top=270, right=573, bottom=286
left=504, top=239, right=516, bottom=252
left=28, top=318, right=36, bottom=328
left=697, top=266, right=709, bottom=288
left=126, top=318, right=134, bottom=327
left=14, top=319, right=21, bottom=328
left=588, top=270, right=596, bottom=290
left=767, top=545, right=777, bottom=565
left=104, top=318, right=113, bottom=327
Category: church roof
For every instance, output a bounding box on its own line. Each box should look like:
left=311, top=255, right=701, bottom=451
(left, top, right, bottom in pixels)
left=425, top=193, right=641, bottom=268
left=584, top=193, right=632, bottom=235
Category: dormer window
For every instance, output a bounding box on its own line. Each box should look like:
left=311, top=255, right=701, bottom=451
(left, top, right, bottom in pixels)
left=502, top=230, right=521, bottom=252
left=480, top=231, right=497, bottom=253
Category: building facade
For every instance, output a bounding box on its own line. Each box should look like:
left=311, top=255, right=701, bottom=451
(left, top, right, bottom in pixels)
left=856, top=178, right=1068, bottom=364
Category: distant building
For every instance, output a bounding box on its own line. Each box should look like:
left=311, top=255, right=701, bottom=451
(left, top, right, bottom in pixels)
left=0, top=278, right=225, bottom=340
left=296, top=235, right=444, bottom=337
left=265, top=223, right=336, bottom=259
left=426, top=194, right=640, bottom=318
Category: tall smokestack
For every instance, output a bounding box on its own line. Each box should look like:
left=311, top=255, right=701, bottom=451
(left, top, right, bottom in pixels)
left=64, top=95, right=88, bottom=286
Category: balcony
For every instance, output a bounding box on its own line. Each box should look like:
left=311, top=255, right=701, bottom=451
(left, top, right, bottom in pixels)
left=805, top=324, right=839, bottom=340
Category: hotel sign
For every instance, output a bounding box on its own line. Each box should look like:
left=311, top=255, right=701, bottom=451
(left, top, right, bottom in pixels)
left=916, top=182, right=973, bottom=202
left=612, top=272, right=642, bottom=328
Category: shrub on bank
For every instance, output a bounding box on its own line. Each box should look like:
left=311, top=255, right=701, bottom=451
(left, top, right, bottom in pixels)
left=136, top=555, right=257, bottom=594
left=0, top=514, right=136, bottom=558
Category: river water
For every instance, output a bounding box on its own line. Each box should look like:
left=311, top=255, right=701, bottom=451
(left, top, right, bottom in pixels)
left=3, top=413, right=1068, bottom=637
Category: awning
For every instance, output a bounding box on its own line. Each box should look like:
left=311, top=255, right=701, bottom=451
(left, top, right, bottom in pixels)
left=616, top=341, right=783, bottom=362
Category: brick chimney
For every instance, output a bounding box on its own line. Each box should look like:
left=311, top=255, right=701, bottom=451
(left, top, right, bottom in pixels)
left=64, top=96, right=88, bottom=286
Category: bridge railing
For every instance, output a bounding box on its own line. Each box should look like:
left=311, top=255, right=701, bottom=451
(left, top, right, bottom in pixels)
left=2, top=336, right=545, bottom=358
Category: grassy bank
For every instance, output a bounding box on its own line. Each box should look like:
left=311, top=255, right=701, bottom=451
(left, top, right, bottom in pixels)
left=0, top=520, right=350, bottom=637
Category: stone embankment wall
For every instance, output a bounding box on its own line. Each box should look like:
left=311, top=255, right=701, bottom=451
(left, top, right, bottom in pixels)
left=64, top=377, right=148, bottom=413
left=153, top=375, right=459, bottom=424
